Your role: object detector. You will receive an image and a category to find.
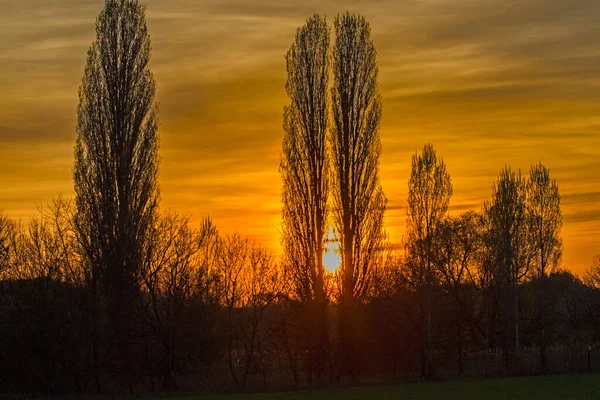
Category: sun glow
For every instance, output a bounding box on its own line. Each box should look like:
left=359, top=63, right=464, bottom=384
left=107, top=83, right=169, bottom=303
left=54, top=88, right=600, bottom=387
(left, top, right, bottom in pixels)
left=323, top=227, right=341, bottom=272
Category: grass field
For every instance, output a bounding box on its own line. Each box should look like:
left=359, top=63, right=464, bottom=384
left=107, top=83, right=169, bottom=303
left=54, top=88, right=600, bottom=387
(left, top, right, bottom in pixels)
left=161, top=373, right=600, bottom=400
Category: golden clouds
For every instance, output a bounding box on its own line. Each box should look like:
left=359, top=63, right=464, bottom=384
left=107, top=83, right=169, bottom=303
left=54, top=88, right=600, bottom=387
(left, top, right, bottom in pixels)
left=0, top=0, right=599, bottom=272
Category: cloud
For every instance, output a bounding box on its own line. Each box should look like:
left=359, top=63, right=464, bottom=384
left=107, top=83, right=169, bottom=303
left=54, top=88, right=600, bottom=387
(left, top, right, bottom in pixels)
left=562, top=191, right=600, bottom=205
left=564, top=210, right=600, bottom=224
left=0, top=0, right=599, bottom=272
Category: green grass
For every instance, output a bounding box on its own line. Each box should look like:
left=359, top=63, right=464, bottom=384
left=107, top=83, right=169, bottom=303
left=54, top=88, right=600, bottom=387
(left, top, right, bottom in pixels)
left=161, top=373, right=600, bottom=400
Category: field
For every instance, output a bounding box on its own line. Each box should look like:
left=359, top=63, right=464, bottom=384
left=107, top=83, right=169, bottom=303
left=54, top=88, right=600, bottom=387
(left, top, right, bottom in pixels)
left=161, top=373, right=600, bottom=400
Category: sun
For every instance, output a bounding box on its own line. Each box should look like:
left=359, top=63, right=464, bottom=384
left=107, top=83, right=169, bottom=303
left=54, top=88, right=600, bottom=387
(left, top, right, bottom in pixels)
left=323, top=227, right=341, bottom=272
left=323, top=243, right=341, bottom=272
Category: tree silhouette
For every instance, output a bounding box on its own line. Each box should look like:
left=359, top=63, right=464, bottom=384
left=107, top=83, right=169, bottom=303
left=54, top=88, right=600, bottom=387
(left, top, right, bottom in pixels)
left=438, top=211, right=482, bottom=375
left=405, top=143, right=452, bottom=378
left=464, top=210, right=500, bottom=375
left=583, top=255, right=600, bottom=335
left=280, top=14, right=330, bottom=382
left=0, top=199, right=84, bottom=394
left=140, top=213, right=219, bottom=390
left=485, top=166, right=531, bottom=370
left=0, top=213, right=17, bottom=279
left=526, top=162, right=562, bottom=371
left=331, top=12, right=386, bottom=375
left=216, top=234, right=283, bottom=389
left=586, top=255, right=600, bottom=289
left=73, top=0, right=159, bottom=389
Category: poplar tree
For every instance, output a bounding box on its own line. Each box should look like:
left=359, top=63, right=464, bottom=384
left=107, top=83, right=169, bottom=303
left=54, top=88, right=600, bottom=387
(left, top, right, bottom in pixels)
left=73, top=0, right=159, bottom=388
left=527, top=162, right=562, bottom=371
left=405, top=143, right=452, bottom=377
left=280, top=14, right=331, bottom=381
left=331, top=12, right=386, bottom=375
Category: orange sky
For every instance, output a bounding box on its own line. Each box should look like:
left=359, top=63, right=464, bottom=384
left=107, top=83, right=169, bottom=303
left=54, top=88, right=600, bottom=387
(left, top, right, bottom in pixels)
left=0, top=0, right=599, bottom=274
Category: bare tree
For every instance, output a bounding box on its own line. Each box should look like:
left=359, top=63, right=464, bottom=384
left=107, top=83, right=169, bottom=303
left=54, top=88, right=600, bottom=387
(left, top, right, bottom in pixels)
left=485, top=166, right=532, bottom=370
left=140, top=213, right=218, bottom=390
left=0, top=213, right=18, bottom=280
left=526, top=162, right=562, bottom=371
left=1, top=199, right=84, bottom=393
left=463, top=211, right=500, bottom=376
left=280, top=14, right=330, bottom=382
left=438, top=211, right=482, bottom=375
left=271, top=284, right=303, bottom=388
left=404, top=143, right=452, bottom=378
left=73, top=0, right=159, bottom=388
left=368, top=243, right=403, bottom=301
left=216, top=233, right=248, bottom=388
left=583, top=255, right=600, bottom=334
left=331, top=12, right=386, bottom=375
left=217, top=234, right=283, bottom=389
left=9, top=198, right=78, bottom=286
left=439, top=212, right=482, bottom=298
left=586, top=255, right=600, bottom=289
left=527, top=163, right=562, bottom=279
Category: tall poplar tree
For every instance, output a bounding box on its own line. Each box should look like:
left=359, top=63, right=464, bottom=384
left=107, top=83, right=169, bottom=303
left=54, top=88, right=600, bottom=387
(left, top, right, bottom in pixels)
left=331, top=12, right=386, bottom=375
left=73, top=0, right=159, bottom=388
left=280, top=14, right=331, bottom=381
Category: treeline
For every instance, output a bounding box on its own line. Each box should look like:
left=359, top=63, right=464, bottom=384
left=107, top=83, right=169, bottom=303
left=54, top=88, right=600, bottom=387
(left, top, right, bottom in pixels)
left=2, top=187, right=600, bottom=395
left=1, top=0, right=600, bottom=396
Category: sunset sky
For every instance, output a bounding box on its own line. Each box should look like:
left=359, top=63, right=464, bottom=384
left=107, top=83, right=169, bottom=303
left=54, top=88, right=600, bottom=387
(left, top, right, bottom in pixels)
left=1, top=0, right=599, bottom=274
